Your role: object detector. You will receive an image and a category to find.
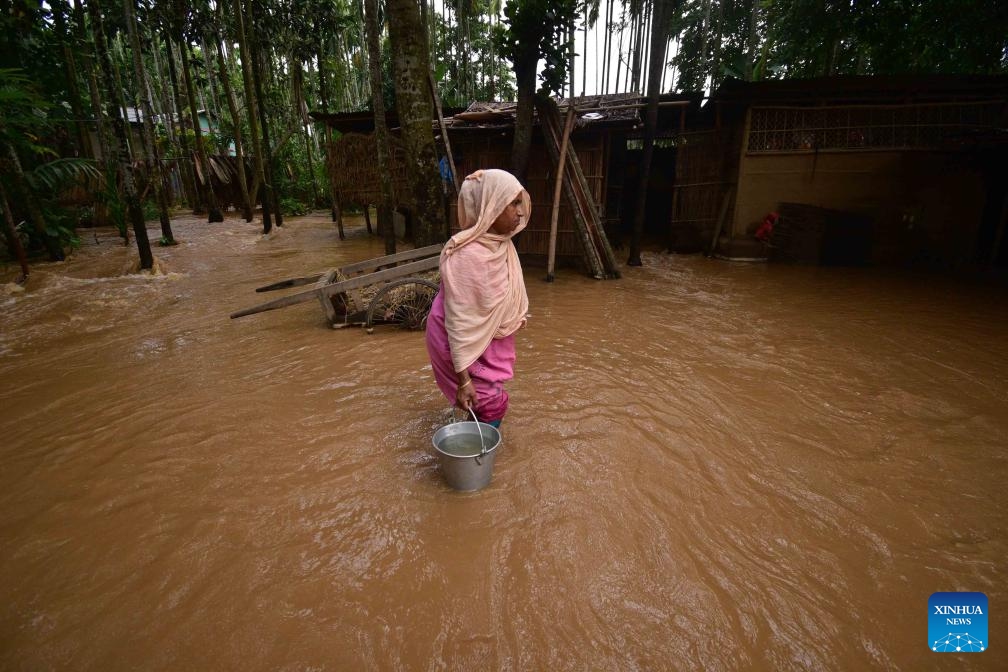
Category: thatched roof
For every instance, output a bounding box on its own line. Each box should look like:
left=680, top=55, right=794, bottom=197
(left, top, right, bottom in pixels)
left=310, top=93, right=703, bottom=135
left=445, top=93, right=643, bottom=131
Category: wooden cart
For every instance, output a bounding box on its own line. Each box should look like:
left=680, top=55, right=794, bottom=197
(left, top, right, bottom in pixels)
left=230, top=244, right=442, bottom=332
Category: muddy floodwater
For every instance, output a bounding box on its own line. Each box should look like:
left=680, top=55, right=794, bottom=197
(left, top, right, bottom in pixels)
left=1, top=213, right=1006, bottom=670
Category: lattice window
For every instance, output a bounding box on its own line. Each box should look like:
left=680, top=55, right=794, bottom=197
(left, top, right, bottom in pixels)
left=747, top=102, right=1003, bottom=153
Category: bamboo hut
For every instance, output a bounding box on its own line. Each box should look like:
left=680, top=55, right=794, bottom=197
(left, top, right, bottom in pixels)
left=313, top=95, right=654, bottom=273
left=671, top=75, right=1008, bottom=267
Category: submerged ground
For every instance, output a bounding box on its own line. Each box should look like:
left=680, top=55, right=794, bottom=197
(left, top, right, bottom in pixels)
left=1, top=212, right=1006, bottom=670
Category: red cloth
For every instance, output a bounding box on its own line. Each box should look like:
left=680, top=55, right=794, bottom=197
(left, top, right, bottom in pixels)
left=755, top=212, right=778, bottom=242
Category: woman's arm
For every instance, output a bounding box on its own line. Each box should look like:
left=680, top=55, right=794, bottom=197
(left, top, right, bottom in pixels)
left=455, top=369, right=478, bottom=411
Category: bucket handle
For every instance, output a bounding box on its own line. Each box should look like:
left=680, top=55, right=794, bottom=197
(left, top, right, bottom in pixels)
left=452, top=405, right=489, bottom=463
left=468, top=405, right=489, bottom=463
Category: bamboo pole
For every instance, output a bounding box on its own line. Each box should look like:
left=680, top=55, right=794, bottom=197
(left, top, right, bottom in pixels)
left=547, top=105, right=577, bottom=282
left=547, top=103, right=622, bottom=278
left=536, top=98, right=605, bottom=279
left=428, top=71, right=459, bottom=193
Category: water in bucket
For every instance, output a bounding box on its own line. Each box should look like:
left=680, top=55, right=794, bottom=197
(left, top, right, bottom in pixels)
left=436, top=434, right=486, bottom=457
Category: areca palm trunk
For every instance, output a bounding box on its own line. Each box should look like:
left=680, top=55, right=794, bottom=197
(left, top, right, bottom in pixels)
left=292, top=63, right=320, bottom=208
left=628, top=0, right=670, bottom=266
left=234, top=0, right=273, bottom=232
left=87, top=0, right=154, bottom=269
left=150, top=41, right=182, bottom=204
left=52, top=0, right=92, bottom=158
left=314, top=34, right=342, bottom=234
left=176, top=23, right=223, bottom=223
left=747, top=0, right=760, bottom=80
left=213, top=33, right=253, bottom=220
left=165, top=39, right=200, bottom=211
left=0, top=180, right=30, bottom=281
left=125, top=0, right=175, bottom=245
left=364, top=0, right=396, bottom=254
left=247, top=0, right=281, bottom=229
left=386, top=0, right=446, bottom=246
left=711, top=0, right=724, bottom=89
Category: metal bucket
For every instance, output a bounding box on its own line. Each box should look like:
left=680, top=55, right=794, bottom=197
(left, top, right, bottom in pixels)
left=431, top=411, right=502, bottom=492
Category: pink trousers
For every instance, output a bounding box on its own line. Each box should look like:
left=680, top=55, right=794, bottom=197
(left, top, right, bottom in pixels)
left=425, top=287, right=516, bottom=423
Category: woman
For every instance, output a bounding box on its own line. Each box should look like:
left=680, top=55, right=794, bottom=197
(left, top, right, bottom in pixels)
left=425, top=169, right=530, bottom=428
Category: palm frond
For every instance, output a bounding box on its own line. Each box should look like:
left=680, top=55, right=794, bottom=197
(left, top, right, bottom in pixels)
left=25, top=158, right=104, bottom=193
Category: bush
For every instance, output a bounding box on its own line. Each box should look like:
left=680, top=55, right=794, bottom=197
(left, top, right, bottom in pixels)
left=279, top=196, right=311, bottom=217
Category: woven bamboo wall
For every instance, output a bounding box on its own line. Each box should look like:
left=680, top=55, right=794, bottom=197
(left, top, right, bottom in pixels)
left=328, top=133, right=410, bottom=207
left=669, top=129, right=736, bottom=250
left=448, top=132, right=607, bottom=261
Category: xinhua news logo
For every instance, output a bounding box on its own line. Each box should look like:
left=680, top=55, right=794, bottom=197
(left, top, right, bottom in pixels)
left=929, top=592, right=987, bottom=653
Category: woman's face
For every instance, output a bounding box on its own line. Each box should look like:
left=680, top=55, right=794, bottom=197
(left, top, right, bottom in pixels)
left=490, top=194, right=525, bottom=235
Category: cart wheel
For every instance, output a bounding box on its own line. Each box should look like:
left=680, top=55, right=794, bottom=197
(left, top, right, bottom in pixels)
left=365, top=278, right=439, bottom=333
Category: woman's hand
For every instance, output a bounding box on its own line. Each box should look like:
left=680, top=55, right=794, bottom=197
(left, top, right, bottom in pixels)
left=456, top=377, right=478, bottom=411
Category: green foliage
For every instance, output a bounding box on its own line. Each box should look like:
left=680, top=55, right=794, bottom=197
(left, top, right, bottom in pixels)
left=0, top=69, right=102, bottom=258
left=278, top=195, right=311, bottom=216
left=671, top=0, right=1008, bottom=92
left=429, top=0, right=516, bottom=104
left=495, top=0, right=579, bottom=96
left=273, top=128, right=323, bottom=215
left=14, top=201, right=81, bottom=254
left=24, top=158, right=102, bottom=193
left=142, top=199, right=161, bottom=221
left=0, top=68, right=54, bottom=157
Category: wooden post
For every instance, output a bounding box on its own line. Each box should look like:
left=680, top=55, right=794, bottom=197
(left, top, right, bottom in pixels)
left=547, top=105, right=577, bottom=282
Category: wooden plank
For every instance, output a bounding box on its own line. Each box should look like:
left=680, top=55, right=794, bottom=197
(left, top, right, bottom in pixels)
left=255, top=273, right=324, bottom=292
left=337, top=243, right=442, bottom=275
left=254, top=244, right=442, bottom=293
left=231, top=256, right=440, bottom=319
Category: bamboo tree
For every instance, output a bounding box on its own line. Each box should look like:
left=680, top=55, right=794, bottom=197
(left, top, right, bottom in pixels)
left=87, top=0, right=154, bottom=269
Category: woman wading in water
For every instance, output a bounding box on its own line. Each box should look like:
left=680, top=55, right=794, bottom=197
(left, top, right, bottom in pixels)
left=425, top=169, right=530, bottom=428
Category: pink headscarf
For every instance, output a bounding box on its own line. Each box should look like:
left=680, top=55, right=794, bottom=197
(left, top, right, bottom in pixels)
left=440, top=169, right=530, bottom=372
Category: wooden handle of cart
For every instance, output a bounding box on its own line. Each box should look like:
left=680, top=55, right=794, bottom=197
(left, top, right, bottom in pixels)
left=231, top=255, right=441, bottom=319
left=253, top=244, right=443, bottom=293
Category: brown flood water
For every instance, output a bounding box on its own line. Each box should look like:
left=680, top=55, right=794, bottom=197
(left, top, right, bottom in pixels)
left=1, top=213, right=1006, bottom=671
